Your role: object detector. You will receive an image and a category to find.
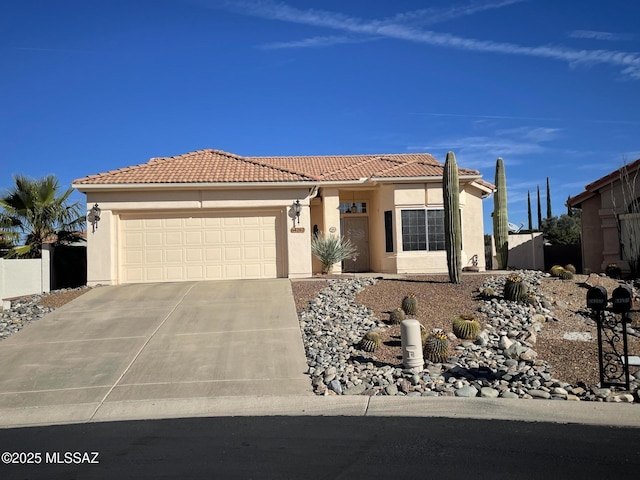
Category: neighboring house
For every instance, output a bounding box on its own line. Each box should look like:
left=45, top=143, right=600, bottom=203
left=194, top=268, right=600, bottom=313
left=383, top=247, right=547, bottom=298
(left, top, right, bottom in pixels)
left=567, top=158, right=640, bottom=274
left=72, top=149, right=494, bottom=285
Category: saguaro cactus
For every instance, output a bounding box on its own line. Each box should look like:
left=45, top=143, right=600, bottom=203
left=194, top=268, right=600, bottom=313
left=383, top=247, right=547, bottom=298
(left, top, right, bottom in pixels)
left=546, top=177, right=552, bottom=219
left=443, top=151, right=462, bottom=284
left=493, top=157, right=509, bottom=269
left=537, top=185, right=542, bottom=229
left=527, top=190, right=533, bottom=231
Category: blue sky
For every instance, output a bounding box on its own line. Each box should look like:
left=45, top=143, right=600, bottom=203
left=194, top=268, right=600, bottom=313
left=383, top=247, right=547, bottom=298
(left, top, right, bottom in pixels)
left=1, top=0, right=639, bottom=233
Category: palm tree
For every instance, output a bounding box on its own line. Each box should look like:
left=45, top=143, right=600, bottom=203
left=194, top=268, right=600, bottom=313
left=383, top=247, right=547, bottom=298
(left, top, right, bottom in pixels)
left=0, top=174, right=85, bottom=258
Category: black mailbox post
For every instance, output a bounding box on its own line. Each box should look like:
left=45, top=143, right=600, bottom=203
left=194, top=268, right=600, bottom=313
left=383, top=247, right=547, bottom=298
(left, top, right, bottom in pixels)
left=612, top=285, right=633, bottom=313
left=587, top=286, right=608, bottom=311
left=587, top=285, right=633, bottom=389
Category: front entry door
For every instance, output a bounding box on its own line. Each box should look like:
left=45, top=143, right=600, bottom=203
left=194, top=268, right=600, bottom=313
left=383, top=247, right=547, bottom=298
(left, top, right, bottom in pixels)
left=342, top=217, right=370, bottom=273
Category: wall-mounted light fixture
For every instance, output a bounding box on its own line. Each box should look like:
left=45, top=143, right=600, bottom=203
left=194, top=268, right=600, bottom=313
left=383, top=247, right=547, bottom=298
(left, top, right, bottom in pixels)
left=87, top=203, right=101, bottom=232
left=293, top=199, right=302, bottom=225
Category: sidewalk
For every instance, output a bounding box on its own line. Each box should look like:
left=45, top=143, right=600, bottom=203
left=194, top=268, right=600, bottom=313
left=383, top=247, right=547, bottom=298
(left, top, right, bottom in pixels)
left=1, top=395, right=639, bottom=429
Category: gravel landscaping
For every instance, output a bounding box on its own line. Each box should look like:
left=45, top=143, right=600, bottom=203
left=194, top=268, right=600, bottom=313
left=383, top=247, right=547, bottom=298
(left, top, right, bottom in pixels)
left=0, top=287, right=92, bottom=339
left=292, top=271, right=640, bottom=402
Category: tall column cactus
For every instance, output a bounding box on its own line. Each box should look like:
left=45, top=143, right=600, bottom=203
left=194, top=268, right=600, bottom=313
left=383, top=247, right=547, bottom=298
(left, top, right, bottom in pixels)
left=443, top=151, right=462, bottom=284
left=493, top=157, right=509, bottom=269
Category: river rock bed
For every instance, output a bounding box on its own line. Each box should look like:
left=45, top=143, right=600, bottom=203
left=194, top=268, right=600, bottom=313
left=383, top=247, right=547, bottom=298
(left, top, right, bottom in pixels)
left=0, top=287, right=90, bottom=339
left=298, top=272, right=640, bottom=402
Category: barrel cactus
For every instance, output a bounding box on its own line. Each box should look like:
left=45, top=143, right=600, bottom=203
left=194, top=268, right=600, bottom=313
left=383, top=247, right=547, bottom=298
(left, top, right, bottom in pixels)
left=402, top=293, right=418, bottom=315
left=525, top=293, right=538, bottom=306
left=549, top=265, right=565, bottom=277
left=559, top=269, right=574, bottom=280
left=452, top=314, right=480, bottom=340
left=480, top=287, right=495, bottom=299
left=420, top=324, right=428, bottom=346
left=564, top=264, right=576, bottom=274
left=359, top=330, right=382, bottom=353
left=504, top=274, right=528, bottom=302
left=389, top=307, right=406, bottom=324
left=424, top=329, right=451, bottom=363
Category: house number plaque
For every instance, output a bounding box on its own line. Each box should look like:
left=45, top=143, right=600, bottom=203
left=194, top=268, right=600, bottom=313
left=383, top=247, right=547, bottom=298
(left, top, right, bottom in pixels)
left=290, top=227, right=305, bottom=233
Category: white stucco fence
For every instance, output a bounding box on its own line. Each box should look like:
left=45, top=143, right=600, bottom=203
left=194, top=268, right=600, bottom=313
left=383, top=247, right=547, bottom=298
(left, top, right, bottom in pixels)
left=490, top=232, right=545, bottom=271
left=0, top=245, right=51, bottom=301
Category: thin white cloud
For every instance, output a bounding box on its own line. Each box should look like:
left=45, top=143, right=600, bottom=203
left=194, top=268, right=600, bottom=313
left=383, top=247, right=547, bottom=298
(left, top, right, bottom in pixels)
left=222, top=0, right=640, bottom=79
left=409, top=112, right=561, bottom=121
left=568, top=30, right=635, bottom=41
left=495, top=126, right=561, bottom=142
left=259, top=35, right=377, bottom=50
left=382, top=0, right=526, bottom=27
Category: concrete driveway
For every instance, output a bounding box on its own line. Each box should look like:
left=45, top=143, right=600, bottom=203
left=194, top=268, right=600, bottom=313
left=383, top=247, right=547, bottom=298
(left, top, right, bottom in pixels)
left=0, top=279, right=312, bottom=424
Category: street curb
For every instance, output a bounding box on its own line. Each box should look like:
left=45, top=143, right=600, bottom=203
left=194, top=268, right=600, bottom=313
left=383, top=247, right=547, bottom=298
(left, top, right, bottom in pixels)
left=1, top=396, right=638, bottom=429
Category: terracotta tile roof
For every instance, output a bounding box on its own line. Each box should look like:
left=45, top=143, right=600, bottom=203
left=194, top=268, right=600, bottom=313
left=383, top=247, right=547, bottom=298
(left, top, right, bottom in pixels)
left=568, top=158, right=640, bottom=207
left=73, top=149, right=486, bottom=185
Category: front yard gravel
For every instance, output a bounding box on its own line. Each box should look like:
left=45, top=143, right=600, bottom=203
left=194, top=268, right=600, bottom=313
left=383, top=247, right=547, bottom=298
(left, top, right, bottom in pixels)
left=292, top=271, right=640, bottom=403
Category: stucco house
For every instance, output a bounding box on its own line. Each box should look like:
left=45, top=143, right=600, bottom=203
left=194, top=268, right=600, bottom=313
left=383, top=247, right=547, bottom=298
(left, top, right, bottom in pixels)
left=72, top=149, right=494, bottom=285
left=567, top=158, right=640, bottom=274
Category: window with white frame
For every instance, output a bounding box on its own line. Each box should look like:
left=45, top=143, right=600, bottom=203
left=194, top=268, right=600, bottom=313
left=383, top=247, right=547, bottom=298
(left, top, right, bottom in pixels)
left=401, top=209, right=446, bottom=251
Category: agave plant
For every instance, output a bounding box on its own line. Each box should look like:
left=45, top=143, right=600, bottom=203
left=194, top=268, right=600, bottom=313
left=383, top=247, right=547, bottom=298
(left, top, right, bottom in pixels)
left=310, top=232, right=358, bottom=274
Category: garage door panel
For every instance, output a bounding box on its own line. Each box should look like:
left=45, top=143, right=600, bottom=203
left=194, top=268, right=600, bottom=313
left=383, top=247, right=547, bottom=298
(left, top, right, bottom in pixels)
left=206, top=248, right=222, bottom=261
left=165, top=218, right=182, bottom=228
left=146, top=233, right=163, bottom=245
left=126, top=251, right=144, bottom=264
left=243, top=229, right=261, bottom=243
left=186, top=266, right=204, bottom=279
left=244, top=246, right=261, bottom=260
left=245, top=264, right=262, bottom=277
left=121, top=213, right=279, bottom=283
left=224, top=230, right=241, bottom=243
left=204, top=231, right=222, bottom=244
left=186, top=249, right=202, bottom=262
left=224, top=247, right=241, bottom=261
left=165, top=250, right=183, bottom=263
left=166, top=267, right=183, bottom=280
left=166, top=232, right=182, bottom=245
left=185, top=231, right=202, bottom=245
left=146, top=219, right=163, bottom=229
left=224, top=217, right=240, bottom=226
left=124, top=232, right=144, bottom=247
left=206, top=265, right=223, bottom=278
left=145, top=250, right=162, bottom=263
left=146, top=268, right=163, bottom=282
left=224, top=264, right=242, bottom=278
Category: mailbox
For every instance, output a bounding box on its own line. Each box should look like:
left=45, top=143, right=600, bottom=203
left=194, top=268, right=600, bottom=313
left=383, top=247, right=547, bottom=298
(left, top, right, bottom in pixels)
left=612, top=285, right=634, bottom=313
left=587, top=286, right=608, bottom=311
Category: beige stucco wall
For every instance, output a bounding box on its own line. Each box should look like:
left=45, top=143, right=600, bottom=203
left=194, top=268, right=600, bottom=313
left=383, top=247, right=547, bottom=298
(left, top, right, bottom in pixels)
left=460, top=183, right=487, bottom=271
left=319, top=187, right=342, bottom=274
left=80, top=178, right=490, bottom=283
left=577, top=171, right=640, bottom=273
left=0, top=245, right=51, bottom=300
left=394, top=181, right=487, bottom=274
left=491, top=232, right=544, bottom=271
left=83, top=187, right=313, bottom=284
left=368, top=184, right=396, bottom=273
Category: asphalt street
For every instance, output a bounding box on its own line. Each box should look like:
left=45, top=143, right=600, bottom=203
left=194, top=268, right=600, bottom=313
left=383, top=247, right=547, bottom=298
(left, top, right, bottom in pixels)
left=1, top=416, right=639, bottom=479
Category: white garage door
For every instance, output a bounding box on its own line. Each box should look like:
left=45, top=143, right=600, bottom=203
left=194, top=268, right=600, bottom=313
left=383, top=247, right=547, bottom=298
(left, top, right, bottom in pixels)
left=120, top=212, right=280, bottom=283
